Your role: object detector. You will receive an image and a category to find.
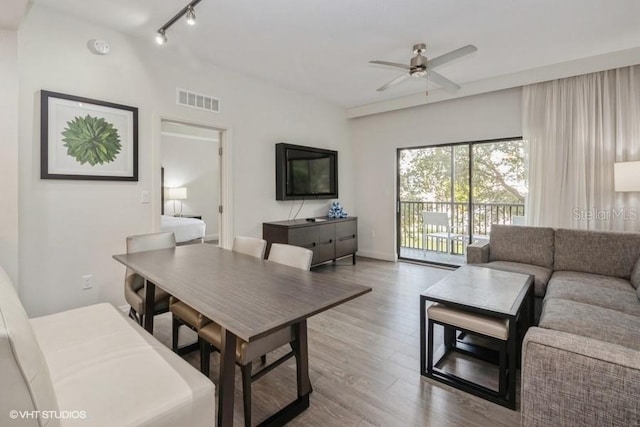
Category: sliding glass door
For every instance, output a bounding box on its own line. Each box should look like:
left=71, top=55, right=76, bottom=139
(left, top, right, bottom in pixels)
left=471, top=140, right=527, bottom=239
left=397, top=138, right=526, bottom=266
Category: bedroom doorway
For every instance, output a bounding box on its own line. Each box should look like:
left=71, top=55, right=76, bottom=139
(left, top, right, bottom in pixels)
left=160, top=119, right=224, bottom=246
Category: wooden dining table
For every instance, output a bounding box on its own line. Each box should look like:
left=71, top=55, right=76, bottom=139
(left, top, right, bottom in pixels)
left=113, top=243, right=371, bottom=427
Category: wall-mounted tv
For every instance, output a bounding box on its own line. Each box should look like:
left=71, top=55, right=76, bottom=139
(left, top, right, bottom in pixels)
left=275, top=143, right=338, bottom=200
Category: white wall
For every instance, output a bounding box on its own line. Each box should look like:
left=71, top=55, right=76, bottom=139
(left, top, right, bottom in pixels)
left=0, top=30, right=19, bottom=286
left=162, top=133, right=219, bottom=239
left=17, top=5, right=352, bottom=316
left=350, top=88, right=522, bottom=261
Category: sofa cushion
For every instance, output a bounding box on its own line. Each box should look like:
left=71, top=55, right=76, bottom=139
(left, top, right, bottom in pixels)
left=0, top=267, right=61, bottom=427
left=489, top=225, right=555, bottom=269
left=554, top=229, right=640, bottom=279
left=540, top=298, right=640, bottom=351
left=631, top=257, right=640, bottom=290
left=549, top=271, right=634, bottom=292
left=31, top=303, right=215, bottom=427
left=546, top=272, right=640, bottom=317
left=480, top=261, right=552, bottom=297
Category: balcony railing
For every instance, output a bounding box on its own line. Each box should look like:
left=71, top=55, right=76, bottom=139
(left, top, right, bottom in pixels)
left=400, top=201, right=525, bottom=255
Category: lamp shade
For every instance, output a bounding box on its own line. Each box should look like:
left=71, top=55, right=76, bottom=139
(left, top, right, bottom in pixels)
left=614, top=162, right=640, bottom=192
left=165, top=187, right=187, bottom=200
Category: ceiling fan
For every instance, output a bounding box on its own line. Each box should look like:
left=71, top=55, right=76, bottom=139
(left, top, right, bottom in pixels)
left=370, top=43, right=477, bottom=95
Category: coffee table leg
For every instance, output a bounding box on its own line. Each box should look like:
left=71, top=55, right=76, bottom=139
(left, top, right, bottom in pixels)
left=427, top=318, right=434, bottom=376
left=507, top=318, right=517, bottom=409
left=218, top=327, right=237, bottom=427
left=529, top=284, right=535, bottom=327
left=420, top=297, right=426, bottom=375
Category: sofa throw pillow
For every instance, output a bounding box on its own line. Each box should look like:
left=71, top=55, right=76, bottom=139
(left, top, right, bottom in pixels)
left=632, top=257, right=640, bottom=290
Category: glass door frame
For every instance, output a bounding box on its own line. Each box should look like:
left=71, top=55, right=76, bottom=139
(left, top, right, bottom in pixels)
left=396, top=136, right=523, bottom=268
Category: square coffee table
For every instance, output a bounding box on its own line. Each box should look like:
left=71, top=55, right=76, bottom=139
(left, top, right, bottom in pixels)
left=419, top=265, right=534, bottom=409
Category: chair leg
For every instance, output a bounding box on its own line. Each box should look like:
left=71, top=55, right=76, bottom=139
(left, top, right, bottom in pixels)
left=241, top=363, right=252, bottom=427
left=171, top=315, right=180, bottom=352
left=129, top=307, right=143, bottom=325
left=261, top=355, right=267, bottom=365
left=199, top=337, right=211, bottom=377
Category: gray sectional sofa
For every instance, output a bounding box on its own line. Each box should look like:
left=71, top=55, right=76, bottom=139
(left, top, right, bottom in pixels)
left=467, top=225, right=640, bottom=426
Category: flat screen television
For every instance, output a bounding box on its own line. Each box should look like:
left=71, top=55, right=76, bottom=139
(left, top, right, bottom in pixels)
left=275, top=143, right=338, bottom=200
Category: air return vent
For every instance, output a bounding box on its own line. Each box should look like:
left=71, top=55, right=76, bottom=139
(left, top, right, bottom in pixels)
left=176, top=88, right=220, bottom=113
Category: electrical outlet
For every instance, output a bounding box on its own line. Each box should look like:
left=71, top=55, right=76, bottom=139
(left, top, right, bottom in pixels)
left=82, top=275, right=93, bottom=290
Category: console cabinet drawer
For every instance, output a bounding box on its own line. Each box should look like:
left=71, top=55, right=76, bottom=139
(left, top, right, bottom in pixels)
left=263, top=217, right=357, bottom=266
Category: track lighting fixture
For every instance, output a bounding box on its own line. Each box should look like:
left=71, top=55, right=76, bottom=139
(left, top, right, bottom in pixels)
left=155, top=0, right=202, bottom=45
left=186, top=6, right=196, bottom=26
left=155, top=29, right=167, bottom=45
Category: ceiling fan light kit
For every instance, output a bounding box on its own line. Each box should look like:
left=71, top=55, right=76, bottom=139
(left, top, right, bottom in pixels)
left=370, top=43, right=477, bottom=96
left=155, top=0, right=202, bottom=45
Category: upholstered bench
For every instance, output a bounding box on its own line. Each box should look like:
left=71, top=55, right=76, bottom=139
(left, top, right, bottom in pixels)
left=0, top=266, right=215, bottom=427
left=426, top=303, right=509, bottom=400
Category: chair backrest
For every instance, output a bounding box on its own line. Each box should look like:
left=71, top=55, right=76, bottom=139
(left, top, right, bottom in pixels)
left=268, top=243, right=313, bottom=271
left=423, top=211, right=449, bottom=228
left=0, top=266, right=61, bottom=427
left=125, top=232, right=176, bottom=290
left=511, top=215, right=525, bottom=225
left=233, top=236, right=267, bottom=259
left=126, top=232, right=176, bottom=254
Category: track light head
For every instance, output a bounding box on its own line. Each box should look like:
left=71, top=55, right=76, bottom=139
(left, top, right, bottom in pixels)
left=186, top=6, right=196, bottom=26
left=155, top=29, right=167, bottom=45
left=155, top=0, right=201, bottom=44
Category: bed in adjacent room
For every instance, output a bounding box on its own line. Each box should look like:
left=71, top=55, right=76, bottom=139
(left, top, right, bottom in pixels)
left=161, top=167, right=207, bottom=244
left=160, top=215, right=206, bottom=244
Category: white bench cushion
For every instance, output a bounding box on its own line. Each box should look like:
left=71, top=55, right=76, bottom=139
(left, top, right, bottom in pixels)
left=428, top=302, right=509, bottom=340
left=31, top=303, right=215, bottom=427
left=0, top=268, right=60, bottom=427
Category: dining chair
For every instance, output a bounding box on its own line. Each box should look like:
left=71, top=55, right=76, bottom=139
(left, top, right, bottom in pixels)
left=198, top=243, right=313, bottom=427
left=170, top=237, right=268, bottom=352
left=232, top=236, right=268, bottom=259
left=124, top=232, right=176, bottom=326
left=423, top=211, right=455, bottom=254
left=267, top=243, right=313, bottom=270
left=511, top=215, right=526, bottom=226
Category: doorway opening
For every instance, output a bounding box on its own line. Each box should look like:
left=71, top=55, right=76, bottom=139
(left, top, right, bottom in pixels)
left=160, top=119, right=225, bottom=246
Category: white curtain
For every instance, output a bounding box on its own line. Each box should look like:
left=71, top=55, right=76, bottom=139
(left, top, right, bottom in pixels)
left=523, top=65, right=640, bottom=231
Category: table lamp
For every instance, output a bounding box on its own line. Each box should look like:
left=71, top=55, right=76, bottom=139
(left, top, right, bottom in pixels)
left=166, top=187, right=188, bottom=216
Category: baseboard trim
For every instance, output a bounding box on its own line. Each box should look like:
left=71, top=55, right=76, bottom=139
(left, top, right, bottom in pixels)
left=356, top=250, right=397, bottom=262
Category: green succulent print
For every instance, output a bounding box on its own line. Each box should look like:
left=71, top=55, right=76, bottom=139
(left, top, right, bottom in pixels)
left=61, top=115, right=122, bottom=166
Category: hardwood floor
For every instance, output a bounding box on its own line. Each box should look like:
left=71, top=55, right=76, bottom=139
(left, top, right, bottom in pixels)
left=153, top=257, right=521, bottom=426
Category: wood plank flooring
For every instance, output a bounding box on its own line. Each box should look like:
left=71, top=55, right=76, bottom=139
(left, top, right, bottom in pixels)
left=152, top=257, right=521, bottom=427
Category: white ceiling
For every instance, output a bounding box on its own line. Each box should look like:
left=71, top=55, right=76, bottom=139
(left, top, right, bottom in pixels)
left=29, top=0, right=640, bottom=111
left=1, top=0, right=29, bottom=30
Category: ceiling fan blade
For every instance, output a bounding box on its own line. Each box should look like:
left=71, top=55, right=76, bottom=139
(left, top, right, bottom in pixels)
left=369, top=60, right=411, bottom=70
left=426, top=70, right=461, bottom=92
left=427, top=44, right=477, bottom=69
left=377, top=73, right=411, bottom=91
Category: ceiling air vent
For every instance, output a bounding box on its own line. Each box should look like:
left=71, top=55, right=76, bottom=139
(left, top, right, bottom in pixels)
left=176, top=88, right=220, bottom=113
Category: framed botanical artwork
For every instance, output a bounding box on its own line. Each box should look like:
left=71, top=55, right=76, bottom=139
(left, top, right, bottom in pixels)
left=40, top=90, right=138, bottom=181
